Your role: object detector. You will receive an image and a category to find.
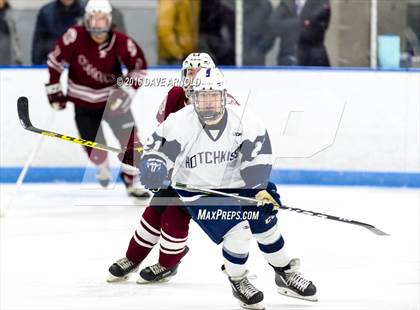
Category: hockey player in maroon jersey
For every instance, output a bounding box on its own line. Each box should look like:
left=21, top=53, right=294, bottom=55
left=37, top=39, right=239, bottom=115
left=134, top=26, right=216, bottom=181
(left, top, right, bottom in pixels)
left=108, top=53, right=232, bottom=282
left=45, top=0, right=149, bottom=198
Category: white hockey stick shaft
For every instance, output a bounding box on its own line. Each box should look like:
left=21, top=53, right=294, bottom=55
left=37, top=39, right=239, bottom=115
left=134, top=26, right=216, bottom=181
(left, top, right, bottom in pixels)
left=172, top=182, right=389, bottom=236
left=1, top=110, right=55, bottom=217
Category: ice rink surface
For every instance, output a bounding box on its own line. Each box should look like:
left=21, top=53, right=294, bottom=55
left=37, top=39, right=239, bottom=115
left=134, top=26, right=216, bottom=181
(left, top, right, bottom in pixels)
left=1, top=184, right=419, bottom=310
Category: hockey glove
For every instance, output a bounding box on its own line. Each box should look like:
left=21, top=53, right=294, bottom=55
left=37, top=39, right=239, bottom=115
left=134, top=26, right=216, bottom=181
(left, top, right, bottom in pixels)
left=117, top=143, right=143, bottom=167
left=45, top=83, right=67, bottom=110
left=139, top=156, right=168, bottom=189
left=241, top=182, right=280, bottom=216
left=107, top=85, right=135, bottom=116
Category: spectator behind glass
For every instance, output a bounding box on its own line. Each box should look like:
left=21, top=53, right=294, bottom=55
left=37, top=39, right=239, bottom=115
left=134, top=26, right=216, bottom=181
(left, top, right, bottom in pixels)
left=0, top=0, right=22, bottom=65
left=199, top=0, right=235, bottom=65
left=243, top=0, right=274, bottom=65
left=270, top=0, right=331, bottom=66
left=111, top=6, right=127, bottom=34
left=31, top=0, right=84, bottom=65
left=156, top=0, right=200, bottom=65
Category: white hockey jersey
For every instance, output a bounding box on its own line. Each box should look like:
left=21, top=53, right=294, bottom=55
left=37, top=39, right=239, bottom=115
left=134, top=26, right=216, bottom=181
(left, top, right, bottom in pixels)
left=143, top=105, right=273, bottom=189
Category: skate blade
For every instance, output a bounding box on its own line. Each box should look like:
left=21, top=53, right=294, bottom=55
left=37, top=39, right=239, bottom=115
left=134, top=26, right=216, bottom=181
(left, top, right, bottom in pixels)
left=277, top=287, right=318, bottom=302
left=136, top=276, right=172, bottom=285
left=239, top=300, right=265, bottom=310
left=131, top=194, right=151, bottom=200
left=107, top=274, right=131, bottom=283
left=128, top=191, right=151, bottom=199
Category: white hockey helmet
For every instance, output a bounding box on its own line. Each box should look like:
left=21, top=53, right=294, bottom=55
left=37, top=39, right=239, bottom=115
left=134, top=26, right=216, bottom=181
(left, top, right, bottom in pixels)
left=192, top=68, right=227, bottom=125
left=181, top=53, right=216, bottom=100
left=182, top=52, right=216, bottom=72
left=84, top=0, right=112, bottom=35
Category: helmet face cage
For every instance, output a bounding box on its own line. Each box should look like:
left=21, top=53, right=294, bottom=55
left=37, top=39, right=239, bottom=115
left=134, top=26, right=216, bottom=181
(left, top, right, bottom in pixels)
left=193, top=90, right=226, bottom=125
left=84, top=0, right=112, bottom=35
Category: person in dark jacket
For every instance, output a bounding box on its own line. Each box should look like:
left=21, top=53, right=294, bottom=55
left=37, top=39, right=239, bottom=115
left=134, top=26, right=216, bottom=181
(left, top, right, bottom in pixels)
left=199, top=0, right=235, bottom=65
left=31, top=0, right=84, bottom=65
left=270, top=0, right=330, bottom=66
left=0, top=0, right=22, bottom=65
left=243, top=0, right=274, bottom=65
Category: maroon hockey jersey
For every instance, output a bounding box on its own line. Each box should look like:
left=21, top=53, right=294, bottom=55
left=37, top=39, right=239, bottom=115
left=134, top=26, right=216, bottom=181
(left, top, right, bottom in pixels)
left=47, top=26, right=147, bottom=108
left=156, top=86, right=239, bottom=124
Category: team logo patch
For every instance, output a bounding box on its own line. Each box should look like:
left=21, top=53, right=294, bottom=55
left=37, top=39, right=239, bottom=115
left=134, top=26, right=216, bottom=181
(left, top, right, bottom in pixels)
left=127, top=39, right=137, bottom=57
left=63, top=28, right=77, bottom=46
left=99, top=50, right=107, bottom=58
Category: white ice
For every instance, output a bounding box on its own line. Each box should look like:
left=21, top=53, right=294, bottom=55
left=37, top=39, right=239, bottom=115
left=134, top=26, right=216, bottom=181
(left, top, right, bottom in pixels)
left=1, top=184, right=419, bottom=310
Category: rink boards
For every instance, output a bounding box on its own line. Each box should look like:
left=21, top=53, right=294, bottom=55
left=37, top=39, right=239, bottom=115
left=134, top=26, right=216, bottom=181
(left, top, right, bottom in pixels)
left=0, top=67, right=419, bottom=187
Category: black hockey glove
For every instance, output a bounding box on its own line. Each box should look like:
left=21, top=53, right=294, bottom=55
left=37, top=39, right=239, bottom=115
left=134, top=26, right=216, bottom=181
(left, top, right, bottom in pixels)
left=45, top=82, right=67, bottom=110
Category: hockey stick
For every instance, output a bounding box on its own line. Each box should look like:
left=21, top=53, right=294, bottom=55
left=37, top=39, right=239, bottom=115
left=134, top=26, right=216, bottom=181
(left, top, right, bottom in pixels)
left=172, top=182, right=390, bottom=236
left=17, top=97, right=143, bottom=154
left=18, top=97, right=388, bottom=236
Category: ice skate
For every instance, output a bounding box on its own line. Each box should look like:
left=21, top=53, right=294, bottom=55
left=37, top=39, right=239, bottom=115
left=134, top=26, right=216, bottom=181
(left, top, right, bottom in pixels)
left=272, top=258, right=317, bottom=301
left=120, top=172, right=150, bottom=198
left=136, top=246, right=189, bottom=284
left=96, top=162, right=111, bottom=187
left=107, top=257, right=139, bottom=283
left=222, top=265, right=265, bottom=310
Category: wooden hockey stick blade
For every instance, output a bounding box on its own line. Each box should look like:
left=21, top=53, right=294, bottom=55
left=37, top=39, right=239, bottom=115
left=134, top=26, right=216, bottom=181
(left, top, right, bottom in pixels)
left=17, top=96, right=143, bottom=154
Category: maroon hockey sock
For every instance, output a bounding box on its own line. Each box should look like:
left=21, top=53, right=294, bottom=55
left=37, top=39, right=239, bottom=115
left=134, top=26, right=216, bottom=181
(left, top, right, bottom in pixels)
left=87, top=147, right=107, bottom=166
left=126, top=207, right=162, bottom=263
left=121, top=173, right=134, bottom=185
left=159, top=206, right=191, bottom=268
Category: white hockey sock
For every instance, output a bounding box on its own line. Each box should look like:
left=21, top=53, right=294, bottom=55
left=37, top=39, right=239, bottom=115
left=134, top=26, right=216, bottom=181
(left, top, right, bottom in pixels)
left=222, top=221, right=252, bottom=278
left=253, top=224, right=290, bottom=268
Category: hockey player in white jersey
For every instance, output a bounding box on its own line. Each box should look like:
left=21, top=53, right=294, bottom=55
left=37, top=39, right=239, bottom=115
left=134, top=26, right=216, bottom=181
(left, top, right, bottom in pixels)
left=135, top=68, right=317, bottom=309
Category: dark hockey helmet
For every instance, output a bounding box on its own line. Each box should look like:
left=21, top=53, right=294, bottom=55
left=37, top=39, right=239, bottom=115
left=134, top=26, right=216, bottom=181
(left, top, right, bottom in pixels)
left=84, top=0, right=112, bottom=36
left=192, top=68, right=227, bottom=125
